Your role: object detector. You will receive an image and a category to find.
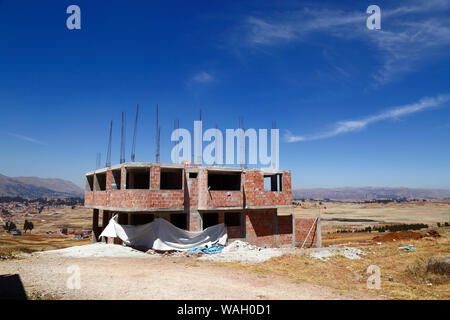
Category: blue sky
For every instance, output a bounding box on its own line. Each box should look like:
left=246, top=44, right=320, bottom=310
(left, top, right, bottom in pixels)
left=0, top=0, right=449, bottom=189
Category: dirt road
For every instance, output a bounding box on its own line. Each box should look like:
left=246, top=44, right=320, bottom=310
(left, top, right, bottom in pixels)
left=0, top=253, right=380, bottom=300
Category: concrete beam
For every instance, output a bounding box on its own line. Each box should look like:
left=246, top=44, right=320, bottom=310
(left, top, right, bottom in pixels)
left=84, top=205, right=185, bottom=212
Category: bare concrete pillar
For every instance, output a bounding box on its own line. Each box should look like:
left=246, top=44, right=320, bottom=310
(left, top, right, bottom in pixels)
left=316, top=214, right=322, bottom=248
left=292, top=214, right=296, bottom=247
left=121, top=166, right=127, bottom=190
left=273, top=211, right=278, bottom=247
left=189, top=209, right=201, bottom=231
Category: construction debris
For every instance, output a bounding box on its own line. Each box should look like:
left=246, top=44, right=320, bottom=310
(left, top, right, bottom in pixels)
left=198, top=240, right=284, bottom=263
left=307, top=246, right=367, bottom=261
left=38, top=243, right=153, bottom=258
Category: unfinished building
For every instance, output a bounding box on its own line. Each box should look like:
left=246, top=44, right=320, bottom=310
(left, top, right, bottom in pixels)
left=85, top=162, right=320, bottom=247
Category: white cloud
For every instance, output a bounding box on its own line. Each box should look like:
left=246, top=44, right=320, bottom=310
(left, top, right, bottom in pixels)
left=241, top=0, right=450, bottom=85
left=191, top=72, right=214, bottom=83
left=285, top=93, right=450, bottom=142
left=7, top=132, right=47, bottom=146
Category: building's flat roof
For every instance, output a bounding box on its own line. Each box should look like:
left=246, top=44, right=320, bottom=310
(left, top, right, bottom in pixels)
left=86, top=162, right=289, bottom=176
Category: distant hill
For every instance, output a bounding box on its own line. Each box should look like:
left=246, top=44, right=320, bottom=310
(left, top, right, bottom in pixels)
left=0, top=174, right=83, bottom=198
left=292, top=187, right=450, bottom=200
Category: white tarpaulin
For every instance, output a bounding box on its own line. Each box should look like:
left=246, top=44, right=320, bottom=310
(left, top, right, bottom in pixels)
left=99, top=216, right=228, bottom=251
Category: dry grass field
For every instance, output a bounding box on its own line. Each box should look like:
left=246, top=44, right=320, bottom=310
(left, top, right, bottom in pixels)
left=1, top=200, right=449, bottom=299
left=0, top=206, right=92, bottom=258
left=270, top=200, right=450, bottom=299
left=209, top=228, right=449, bottom=300
left=23, top=206, right=93, bottom=233
left=280, top=199, right=450, bottom=231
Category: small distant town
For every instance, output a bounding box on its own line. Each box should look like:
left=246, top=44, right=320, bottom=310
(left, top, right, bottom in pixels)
left=0, top=197, right=82, bottom=214
left=0, top=197, right=88, bottom=237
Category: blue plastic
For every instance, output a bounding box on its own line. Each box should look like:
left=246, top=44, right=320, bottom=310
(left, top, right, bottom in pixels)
left=188, top=244, right=224, bottom=254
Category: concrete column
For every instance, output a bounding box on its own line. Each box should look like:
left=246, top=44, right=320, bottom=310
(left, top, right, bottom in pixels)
left=316, top=214, right=322, bottom=248
left=292, top=214, right=296, bottom=247
left=189, top=209, right=201, bottom=231
left=121, top=166, right=127, bottom=190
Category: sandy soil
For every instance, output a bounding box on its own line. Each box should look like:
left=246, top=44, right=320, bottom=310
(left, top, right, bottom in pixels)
left=0, top=253, right=381, bottom=300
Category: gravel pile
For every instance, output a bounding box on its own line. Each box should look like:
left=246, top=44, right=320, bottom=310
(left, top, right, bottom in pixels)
left=198, top=240, right=284, bottom=263
left=37, top=243, right=152, bottom=258
left=307, top=246, right=367, bottom=261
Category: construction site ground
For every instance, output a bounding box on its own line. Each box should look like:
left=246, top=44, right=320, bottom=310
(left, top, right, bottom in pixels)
left=0, top=250, right=380, bottom=300
left=1, top=201, right=449, bottom=300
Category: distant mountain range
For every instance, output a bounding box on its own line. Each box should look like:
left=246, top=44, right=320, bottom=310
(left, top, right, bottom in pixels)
left=1, top=173, right=449, bottom=200
left=292, top=187, right=450, bottom=200
left=0, top=174, right=83, bottom=198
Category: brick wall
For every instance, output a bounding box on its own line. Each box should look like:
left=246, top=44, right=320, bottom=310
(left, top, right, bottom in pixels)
left=244, top=212, right=319, bottom=247
left=84, top=165, right=184, bottom=210
left=277, top=215, right=293, bottom=246
left=107, top=189, right=184, bottom=209
left=197, top=169, right=208, bottom=209
left=294, top=217, right=319, bottom=247
left=150, top=166, right=160, bottom=190
left=218, top=211, right=243, bottom=239
left=208, top=191, right=243, bottom=208
left=86, top=165, right=292, bottom=211
left=84, top=164, right=299, bottom=247
left=243, top=171, right=292, bottom=207
left=245, top=209, right=277, bottom=247
left=186, top=172, right=198, bottom=207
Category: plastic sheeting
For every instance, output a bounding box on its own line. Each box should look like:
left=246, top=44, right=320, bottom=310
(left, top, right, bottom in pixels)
left=99, top=216, right=228, bottom=251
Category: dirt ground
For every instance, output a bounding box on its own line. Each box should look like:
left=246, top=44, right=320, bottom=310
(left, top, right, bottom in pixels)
left=1, top=201, right=448, bottom=300
left=0, top=253, right=381, bottom=300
